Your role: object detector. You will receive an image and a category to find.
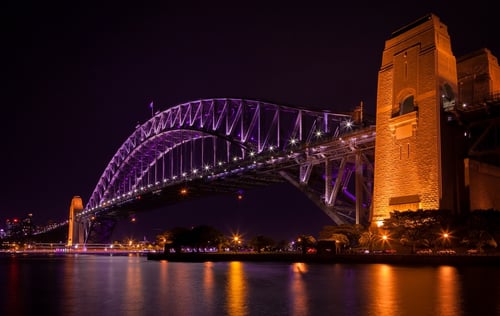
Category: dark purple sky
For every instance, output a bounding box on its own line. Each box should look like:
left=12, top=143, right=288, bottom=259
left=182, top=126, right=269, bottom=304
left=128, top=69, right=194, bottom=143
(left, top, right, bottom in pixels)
left=1, top=2, right=497, bottom=242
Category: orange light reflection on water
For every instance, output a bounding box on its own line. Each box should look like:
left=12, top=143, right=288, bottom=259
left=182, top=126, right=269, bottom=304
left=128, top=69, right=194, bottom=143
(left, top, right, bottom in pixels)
left=290, top=262, right=309, bottom=316
left=203, top=261, right=215, bottom=311
left=436, top=266, right=460, bottom=316
left=158, top=261, right=169, bottom=307
left=370, top=264, right=465, bottom=315
left=226, top=261, right=248, bottom=316
left=372, top=264, right=397, bottom=316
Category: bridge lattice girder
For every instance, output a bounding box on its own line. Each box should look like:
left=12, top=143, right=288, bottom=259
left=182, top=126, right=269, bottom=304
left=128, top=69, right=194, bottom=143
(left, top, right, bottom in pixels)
left=64, top=98, right=380, bottom=244
left=86, top=98, right=354, bottom=210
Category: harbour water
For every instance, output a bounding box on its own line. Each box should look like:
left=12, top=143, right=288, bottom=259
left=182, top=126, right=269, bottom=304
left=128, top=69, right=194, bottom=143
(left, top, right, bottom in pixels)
left=1, top=253, right=499, bottom=316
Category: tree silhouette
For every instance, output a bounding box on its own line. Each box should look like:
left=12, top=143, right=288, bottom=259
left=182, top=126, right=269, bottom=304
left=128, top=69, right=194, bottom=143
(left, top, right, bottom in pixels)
left=249, top=235, right=275, bottom=253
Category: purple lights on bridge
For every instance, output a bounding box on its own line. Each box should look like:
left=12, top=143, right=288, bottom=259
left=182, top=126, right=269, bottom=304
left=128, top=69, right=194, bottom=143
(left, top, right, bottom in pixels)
left=54, top=99, right=376, bottom=244
left=87, top=99, right=354, bottom=209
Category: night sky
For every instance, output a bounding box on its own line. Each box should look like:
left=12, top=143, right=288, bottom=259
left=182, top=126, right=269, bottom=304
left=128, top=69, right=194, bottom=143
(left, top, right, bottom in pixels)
left=2, top=1, right=498, bottom=242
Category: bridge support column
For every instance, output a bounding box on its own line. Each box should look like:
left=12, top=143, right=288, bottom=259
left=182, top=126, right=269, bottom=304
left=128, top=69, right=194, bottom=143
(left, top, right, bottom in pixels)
left=355, top=152, right=363, bottom=225
left=326, top=158, right=346, bottom=206
left=67, top=196, right=84, bottom=247
left=324, top=159, right=332, bottom=206
left=372, top=14, right=460, bottom=224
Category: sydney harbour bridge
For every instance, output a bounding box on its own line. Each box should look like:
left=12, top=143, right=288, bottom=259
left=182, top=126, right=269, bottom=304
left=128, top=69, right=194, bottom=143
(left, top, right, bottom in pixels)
left=32, top=93, right=499, bottom=245
left=35, top=98, right=376, bottom=244
left=30, top=14, right=500, bottom=246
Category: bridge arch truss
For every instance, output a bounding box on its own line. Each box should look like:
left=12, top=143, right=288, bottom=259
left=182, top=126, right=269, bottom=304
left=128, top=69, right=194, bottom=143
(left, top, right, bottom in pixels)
left=87, top=98, right=355, bottom=207
left=72, top=98, right=375, bottom=243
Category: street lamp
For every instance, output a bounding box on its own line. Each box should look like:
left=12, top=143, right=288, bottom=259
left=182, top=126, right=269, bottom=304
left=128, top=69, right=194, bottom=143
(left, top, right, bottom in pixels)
left=232, top=235, right=242, bottom=252
left=381, top=234, right=388, bottom=250
left=442, top=231, right=450, bottom=249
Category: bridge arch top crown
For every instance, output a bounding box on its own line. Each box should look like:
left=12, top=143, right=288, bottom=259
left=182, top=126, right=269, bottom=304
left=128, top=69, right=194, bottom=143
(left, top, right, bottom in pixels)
left=85, top=98, right=355, bottom=210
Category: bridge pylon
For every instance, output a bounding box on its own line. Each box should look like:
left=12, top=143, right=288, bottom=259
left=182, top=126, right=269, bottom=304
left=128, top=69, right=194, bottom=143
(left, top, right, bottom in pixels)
left=67, top=196, right=84, bottom=247
left=372, top=14, right=465, bottom=224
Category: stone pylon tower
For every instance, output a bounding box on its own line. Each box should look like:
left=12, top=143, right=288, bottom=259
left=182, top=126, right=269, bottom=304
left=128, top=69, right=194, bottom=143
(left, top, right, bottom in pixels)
left=372, top=14, right=464, bottom=224
left=67, top=196, right=84, bottom=246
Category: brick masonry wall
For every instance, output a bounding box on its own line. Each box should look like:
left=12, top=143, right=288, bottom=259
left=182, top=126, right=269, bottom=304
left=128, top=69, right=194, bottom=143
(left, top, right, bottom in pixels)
left=373, top=15, right=454, bottom=222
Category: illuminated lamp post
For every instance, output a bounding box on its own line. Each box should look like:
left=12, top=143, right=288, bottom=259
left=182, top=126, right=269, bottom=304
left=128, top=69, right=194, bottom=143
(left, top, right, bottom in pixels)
left=442, top=232, right=450, bottom=249
left=232, top=235, right=242, bottom=252
left=381, top=234, right=388, bottom=250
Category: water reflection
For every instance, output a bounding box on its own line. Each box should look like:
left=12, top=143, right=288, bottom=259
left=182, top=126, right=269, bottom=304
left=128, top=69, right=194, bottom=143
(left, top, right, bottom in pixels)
left=458, top=266, right=500, bottom=315
left=226, top=261, right=248, bottom=316
left=436, top=266, right=461, bottom=316
left=368, top=264, right=466, bottom=316
left=202, top=261, right=215, bottom=311
left=6, top=258, right=23, bottom=315
left=170, top=262, right=196, bottom=315
left=1, top=255, right=499, bottom=316
left=62, top=256, right=77, bottom=314
left=124, top=255, right=143, bottom=315
left=372, top=264, right=397, bottom=316
left=290, top=262, right=308, bottom=316
left=158, top=261, right=169, bottom=308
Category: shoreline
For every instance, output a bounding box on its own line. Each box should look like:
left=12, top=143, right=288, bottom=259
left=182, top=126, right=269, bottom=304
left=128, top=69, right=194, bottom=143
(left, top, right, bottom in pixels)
left=147, top=252, right=500, bottom=266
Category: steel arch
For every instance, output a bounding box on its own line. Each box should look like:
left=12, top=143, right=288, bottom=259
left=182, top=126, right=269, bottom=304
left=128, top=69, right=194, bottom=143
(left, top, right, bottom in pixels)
left=86, top=98, right=353, bottom=211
